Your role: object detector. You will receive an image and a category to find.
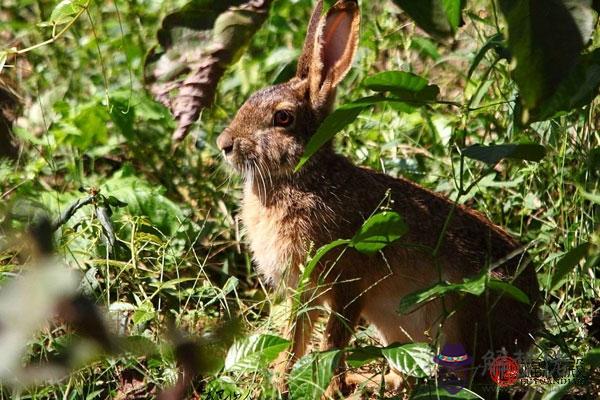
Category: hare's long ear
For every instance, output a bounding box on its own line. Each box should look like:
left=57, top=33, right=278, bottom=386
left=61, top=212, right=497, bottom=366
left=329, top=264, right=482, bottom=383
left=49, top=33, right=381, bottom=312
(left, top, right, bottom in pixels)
left=296, top=0, right=324, bottom=80
left=308, top=0, right=360, bottom=112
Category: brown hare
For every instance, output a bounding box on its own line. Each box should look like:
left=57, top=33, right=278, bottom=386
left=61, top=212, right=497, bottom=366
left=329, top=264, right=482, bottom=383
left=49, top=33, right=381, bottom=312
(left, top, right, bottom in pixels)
left=217, top=0, right=540, bottom=395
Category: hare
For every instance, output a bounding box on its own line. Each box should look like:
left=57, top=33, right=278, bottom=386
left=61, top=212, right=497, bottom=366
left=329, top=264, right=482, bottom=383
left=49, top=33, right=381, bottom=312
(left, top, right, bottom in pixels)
left=217, top=0, right=540, bottom=395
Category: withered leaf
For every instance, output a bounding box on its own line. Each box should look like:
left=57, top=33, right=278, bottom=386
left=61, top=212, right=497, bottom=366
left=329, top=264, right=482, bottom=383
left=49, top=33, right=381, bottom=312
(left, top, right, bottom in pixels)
left=144, top=0, right=272, bottom=141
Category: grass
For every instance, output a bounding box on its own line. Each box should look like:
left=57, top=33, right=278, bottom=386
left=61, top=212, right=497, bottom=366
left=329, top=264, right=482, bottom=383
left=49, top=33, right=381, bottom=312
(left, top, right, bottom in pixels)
left=0, top=0, right=599, bottom=399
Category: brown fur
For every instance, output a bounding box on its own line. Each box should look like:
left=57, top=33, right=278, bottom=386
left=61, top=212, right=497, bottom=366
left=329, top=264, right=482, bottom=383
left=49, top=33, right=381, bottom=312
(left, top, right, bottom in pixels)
left=217, top=0, right=540, bottom=395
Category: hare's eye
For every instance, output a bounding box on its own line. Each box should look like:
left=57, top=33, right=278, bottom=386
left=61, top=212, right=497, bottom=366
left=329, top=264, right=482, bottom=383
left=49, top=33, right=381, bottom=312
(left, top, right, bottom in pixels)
left=273, top=110, right=294, bottom=128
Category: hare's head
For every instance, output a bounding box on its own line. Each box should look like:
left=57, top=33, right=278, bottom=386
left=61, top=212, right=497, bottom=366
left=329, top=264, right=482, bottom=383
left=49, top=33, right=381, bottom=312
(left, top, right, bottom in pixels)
left=218, top=0, right=360, bottom=179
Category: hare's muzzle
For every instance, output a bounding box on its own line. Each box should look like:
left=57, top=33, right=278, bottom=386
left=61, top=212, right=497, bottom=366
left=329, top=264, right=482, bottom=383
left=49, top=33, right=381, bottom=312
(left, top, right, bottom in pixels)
left=217, top=130, right=234, bottom=156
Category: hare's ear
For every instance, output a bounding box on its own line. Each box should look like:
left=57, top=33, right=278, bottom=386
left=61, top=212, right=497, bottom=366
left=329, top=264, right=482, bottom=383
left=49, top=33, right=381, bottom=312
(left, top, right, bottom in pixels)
left=308, top=0, right=360, bottom=111
left=296, top=0, right=324, bottom=80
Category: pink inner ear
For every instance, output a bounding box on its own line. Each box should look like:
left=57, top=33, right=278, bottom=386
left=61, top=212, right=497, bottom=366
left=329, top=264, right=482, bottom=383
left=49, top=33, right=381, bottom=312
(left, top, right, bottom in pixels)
left=321, top=11, right=352, bottom=82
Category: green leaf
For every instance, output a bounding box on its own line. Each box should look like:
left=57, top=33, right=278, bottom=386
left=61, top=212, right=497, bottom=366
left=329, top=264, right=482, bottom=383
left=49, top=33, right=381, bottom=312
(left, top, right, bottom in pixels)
left=224, top=334, right=289, bottom=371
left=499, top=0, right=598, bottom=116
left=346, top=345, right=383, bottom=368
left=289, top=350, right=342, bottom=400
left=132, top=301, right=155, bottom=325
left=350, top=211, right=408, bottom=255
left=301, top=239, right=350, bottom=289
left=462, top=143, right=546, bottom=165
left=295, top=105, right=366, bottom=172
left=399, top=270, right=487, bottom=314
left=487, top=279, right=530, bottom=304
left=549, top=242, right=590, bottom=291
left=410, top=37, right=441, bottom=61
left=48, top=0, right=87, bottom=25
left=107, top=196, right=128, bottom=208
left=109, top=96, right=135, bottom=138
left=295, top=94, right=416, bottom=171
left=101, top=166, right=189, bottom=237
left=364, top=71, right=440, bottom=102
left=442, top=0, right=463, bottom=30
left=381, top=343, right=435, bottom=378
left=391, top=0, right=465, bottom=39
left=534, top=48, right=600, bottom=121
left=467, top=33, right=506, bottom=81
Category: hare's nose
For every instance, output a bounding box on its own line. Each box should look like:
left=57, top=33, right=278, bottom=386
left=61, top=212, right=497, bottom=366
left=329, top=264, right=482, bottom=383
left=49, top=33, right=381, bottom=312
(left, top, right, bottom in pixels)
left=217, top=131, right=234, bottom=155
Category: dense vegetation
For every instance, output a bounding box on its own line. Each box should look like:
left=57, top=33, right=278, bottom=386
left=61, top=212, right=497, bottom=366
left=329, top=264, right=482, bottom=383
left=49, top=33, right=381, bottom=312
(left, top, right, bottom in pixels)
left=0, top=0, right=599, bottom=399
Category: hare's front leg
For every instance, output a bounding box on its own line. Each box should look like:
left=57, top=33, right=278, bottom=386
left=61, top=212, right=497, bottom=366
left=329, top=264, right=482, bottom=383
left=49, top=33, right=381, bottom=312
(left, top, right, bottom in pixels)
left=322, top=297, right=362, bottom=398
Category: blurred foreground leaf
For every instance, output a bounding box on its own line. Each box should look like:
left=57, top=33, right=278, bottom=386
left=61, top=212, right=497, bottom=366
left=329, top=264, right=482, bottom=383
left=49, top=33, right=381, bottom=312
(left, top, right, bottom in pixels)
left=499, top=0, right=598, bottom=120
left=391, top=0, right=465, bottom=39
left=0, top=259, right=79, bottom=383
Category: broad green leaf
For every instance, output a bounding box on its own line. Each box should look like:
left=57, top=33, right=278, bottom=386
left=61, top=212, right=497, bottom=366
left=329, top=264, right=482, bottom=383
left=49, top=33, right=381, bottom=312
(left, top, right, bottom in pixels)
left=462, top=143, right=546, bottom=165
left=351, top=211, right=408, bottom=255
left=399, top=270, right=487, bottom=314
left=534, top=48, right=600, bottom=121
left=49, top=0, right=87, bottom=25
left=499, top=0, right=598, bottom=116
left=132, top=301, right=155, bottom=325
left=364, top=71, right=440, bottom=102
left=295, top=105, right=365, bottom=172
left=391, top=0, right=465, bottom=39
left=107, top=196, right=128, bottom=208
left=381, top=343, right=435, bottom=378
left=289, top=350, right=342, bottom=400
left=101, top=166, right=188, bottom=237
left=549, top=242, right=590, bottom=291
left=487, top=279, right=530, bottom=304
left=346, top=345, right=382, bottom=368
left=442, top=0, right=463, bottom=30
left=224, top=334, right=289, bottom=371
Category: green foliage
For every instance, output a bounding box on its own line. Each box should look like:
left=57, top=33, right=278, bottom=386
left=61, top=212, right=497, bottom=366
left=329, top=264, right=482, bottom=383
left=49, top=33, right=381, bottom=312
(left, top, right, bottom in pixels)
left=363, top=71, right=440, bottom=102
left=391, top=0, right=465, bottom=38
left=381, top=343, right=436, bottom=378
left=399, top=270, right=531, bottom=314
left=350, top=210, right=408, bottom=254
left=499, top=0, right=598, bottom=120
left=224, top=334, right=289, bottom=371
left=0, top=0, right=599, bottom=398
left=289, top=350, right=341, bottom=400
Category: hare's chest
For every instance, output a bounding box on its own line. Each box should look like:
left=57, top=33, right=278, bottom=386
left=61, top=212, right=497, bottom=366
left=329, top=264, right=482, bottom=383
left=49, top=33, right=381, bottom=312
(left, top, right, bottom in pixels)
left=241, top=196, right=305, bottom=285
